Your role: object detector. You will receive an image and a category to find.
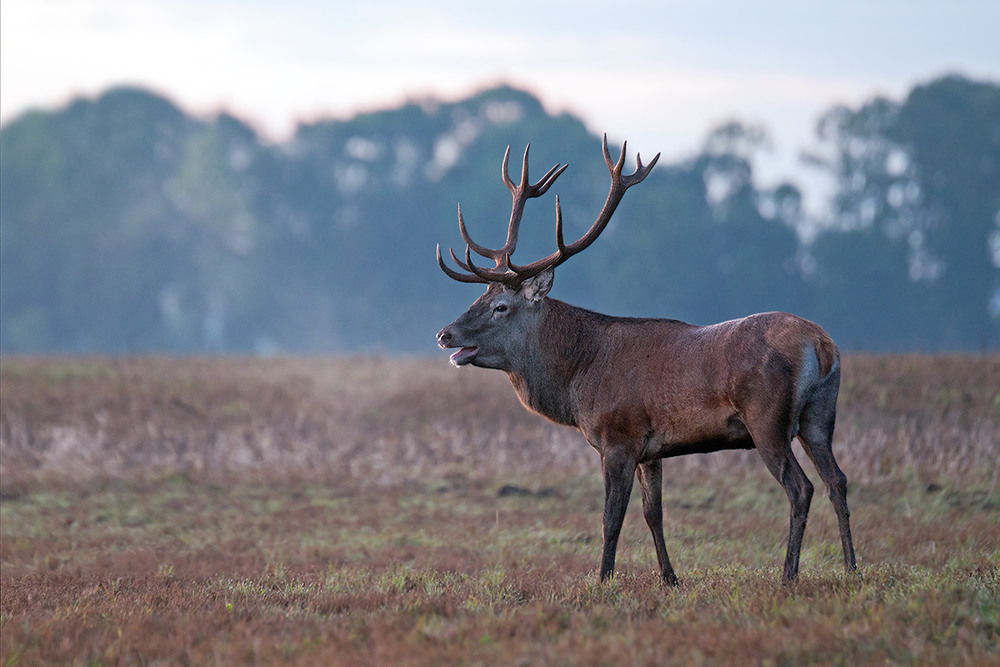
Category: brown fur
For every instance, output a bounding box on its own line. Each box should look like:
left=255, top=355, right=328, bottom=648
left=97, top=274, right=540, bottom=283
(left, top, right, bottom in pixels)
left=441, top=296, right=857, bottom=585
left=437, top=138, right=855, bottom=585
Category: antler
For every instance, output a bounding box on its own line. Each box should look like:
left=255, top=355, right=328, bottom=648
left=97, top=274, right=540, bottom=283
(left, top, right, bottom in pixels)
left=437, top=135, right=659, bottom=286
left=437, top=144, right=567, bottom=284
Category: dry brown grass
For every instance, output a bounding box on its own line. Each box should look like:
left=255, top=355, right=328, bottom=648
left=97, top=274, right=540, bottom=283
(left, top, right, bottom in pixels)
left=2, top=354, right=997, bottom=487
left=1, top=354, right=998, bottom=665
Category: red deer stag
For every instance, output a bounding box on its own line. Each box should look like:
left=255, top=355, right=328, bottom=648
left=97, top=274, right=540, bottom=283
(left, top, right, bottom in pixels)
left=436, top=135, right=856, bottom=585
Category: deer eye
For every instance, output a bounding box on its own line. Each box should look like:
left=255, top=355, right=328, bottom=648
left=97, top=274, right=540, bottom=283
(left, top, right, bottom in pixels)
left=493, top=303, right=509, bottom=314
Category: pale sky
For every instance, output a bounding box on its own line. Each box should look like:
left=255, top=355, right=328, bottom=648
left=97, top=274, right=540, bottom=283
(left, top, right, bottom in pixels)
left=3, top=0, right=998, bottom=203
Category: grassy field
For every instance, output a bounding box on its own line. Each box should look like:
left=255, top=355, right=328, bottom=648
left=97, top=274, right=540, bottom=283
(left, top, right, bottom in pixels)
left=1, top=355, right=998, bottom=665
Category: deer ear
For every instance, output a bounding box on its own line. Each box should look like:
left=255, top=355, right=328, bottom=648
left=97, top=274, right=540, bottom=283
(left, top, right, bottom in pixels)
left=520, top=268, right=554, bottom=304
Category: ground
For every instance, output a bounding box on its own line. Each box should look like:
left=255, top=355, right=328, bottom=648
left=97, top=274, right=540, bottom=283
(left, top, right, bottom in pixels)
left=1, top=355, right=998, bottom=665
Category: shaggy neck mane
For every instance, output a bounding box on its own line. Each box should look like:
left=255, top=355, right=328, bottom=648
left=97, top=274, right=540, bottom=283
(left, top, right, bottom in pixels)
left=505, top=298, right=604, bottom=427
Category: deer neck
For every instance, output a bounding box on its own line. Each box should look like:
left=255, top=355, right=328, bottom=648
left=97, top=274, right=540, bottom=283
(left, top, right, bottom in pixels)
left=505, top=298, right=599, bottom=427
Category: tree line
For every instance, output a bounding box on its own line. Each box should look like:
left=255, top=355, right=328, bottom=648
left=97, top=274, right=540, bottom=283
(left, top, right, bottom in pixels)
left=1, top=75, right=997, bottom=354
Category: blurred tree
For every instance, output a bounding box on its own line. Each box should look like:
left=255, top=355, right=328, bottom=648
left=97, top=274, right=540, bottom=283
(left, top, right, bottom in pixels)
left=0, top=89, right=282, bottom=352
left=2, top=78, right=997, bottom=353
left=810, top=75, right=1000, bottom=349
left=592, top=121, right=804, bottom=326
left=1, top=88, right=191, bottom=351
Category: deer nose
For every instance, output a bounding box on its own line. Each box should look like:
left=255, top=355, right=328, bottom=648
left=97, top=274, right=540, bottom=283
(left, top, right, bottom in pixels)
left=437, top=328, right=453, bottom=349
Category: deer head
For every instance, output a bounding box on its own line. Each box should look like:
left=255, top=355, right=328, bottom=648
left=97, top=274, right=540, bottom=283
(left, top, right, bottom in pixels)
left=436, top=135, right=659, bottom=369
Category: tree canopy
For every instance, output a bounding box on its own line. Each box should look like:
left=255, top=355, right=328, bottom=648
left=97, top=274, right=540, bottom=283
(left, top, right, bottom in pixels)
left=2, top=76, right=997, bottom=354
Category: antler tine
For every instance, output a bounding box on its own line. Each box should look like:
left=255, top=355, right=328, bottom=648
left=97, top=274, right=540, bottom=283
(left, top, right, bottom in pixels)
left=554, top=195, right=566, bottom=252
left=464, top=245, right=504, bottom=282
left=518, top=143, right=531, bottom=187
left=602, top=133, right=626, bottom=176
left=623, top=148, right=660, bottom=187
left=501, top=145, right=516, bottom=193
left=457, top=203, right=495, bottom=260
left=437, top=244, right=490, bottom=284
left=533, top=162, right=570, bottom=197
left=508, top=194, right=566, bottom=276
left=448, top=246, right=474, bottom=272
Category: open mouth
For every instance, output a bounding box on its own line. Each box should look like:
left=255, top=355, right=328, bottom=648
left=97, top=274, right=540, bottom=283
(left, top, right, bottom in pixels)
left=449, top=346, right=478, bottom=366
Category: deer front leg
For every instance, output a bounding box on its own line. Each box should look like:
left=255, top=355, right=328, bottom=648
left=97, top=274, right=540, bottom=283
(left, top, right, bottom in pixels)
left=599, top=449, right=636, bottom=582
left=637, top=460, right=679, bottom=586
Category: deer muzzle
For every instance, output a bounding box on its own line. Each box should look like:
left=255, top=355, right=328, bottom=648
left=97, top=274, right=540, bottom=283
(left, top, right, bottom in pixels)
left=436, top=327, right=479, bottom=366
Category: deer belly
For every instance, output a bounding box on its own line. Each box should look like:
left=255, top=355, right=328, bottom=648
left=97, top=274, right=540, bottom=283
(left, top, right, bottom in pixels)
left=641, top=413, right=754, bottom=461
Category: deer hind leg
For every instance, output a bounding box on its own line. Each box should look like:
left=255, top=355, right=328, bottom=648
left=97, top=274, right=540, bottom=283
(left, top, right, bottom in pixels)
left=599, top=449, right=637, bottom=582
left=759, top=441, right=813, bottom=583
left=746, top=403, right=814, bottom=583
left=797, top=394, right=857, bottom=573
left=637, top=460, right=679, bottom=585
